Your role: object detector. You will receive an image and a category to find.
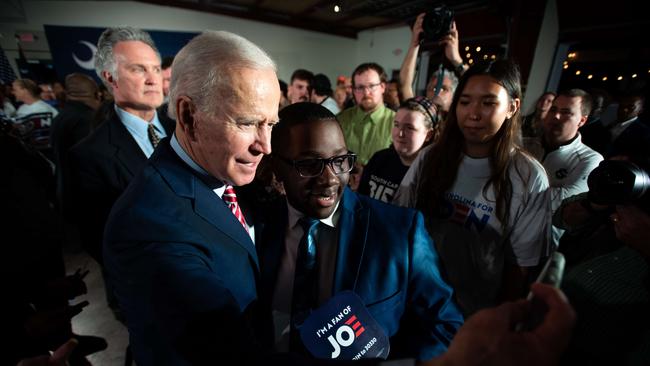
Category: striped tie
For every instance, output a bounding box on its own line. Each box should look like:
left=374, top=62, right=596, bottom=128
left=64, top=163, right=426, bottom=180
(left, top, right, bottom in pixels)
left=222, top=185, right=249, bottom=233
left=147, top=123, right=160, bottom=148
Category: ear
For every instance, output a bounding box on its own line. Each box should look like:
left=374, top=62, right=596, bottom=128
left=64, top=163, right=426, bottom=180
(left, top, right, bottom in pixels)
left=176, top=96, right=198, bottom=141
left=507, top=97, right=521, bottom=119
left=578, top=115, right=588, bottom=128
left=424, top=128, right=434, bottom=142
left=102, top=70, right=117, bottom=89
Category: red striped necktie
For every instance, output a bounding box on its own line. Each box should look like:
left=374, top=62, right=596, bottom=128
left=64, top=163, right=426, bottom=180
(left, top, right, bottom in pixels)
left=222, top=185, right=249, bottom=234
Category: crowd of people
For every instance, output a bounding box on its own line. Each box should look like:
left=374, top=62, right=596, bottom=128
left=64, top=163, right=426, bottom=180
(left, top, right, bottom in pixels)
left=1, top=11, right=649, bottom=366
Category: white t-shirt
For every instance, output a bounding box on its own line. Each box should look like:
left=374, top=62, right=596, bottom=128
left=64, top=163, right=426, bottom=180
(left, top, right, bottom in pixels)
left=15, top=100, right=59, bottom=124
left=394, top=146, right=551, bottom=314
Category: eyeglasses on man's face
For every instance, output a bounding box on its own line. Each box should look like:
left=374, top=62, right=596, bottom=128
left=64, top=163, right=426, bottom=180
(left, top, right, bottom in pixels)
left=353, top=83, right=382, bottom=94
left=275, top=153, right=357, bottom=177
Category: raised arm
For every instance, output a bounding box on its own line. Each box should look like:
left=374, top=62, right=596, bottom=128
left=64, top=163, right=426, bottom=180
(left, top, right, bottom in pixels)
left=399, top=13, right=425, bottom=100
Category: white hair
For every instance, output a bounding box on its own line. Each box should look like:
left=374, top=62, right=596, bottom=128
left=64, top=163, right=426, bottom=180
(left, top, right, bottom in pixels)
left=95, top=27, right=160, bottom=89
left=168, top=30, right=277, bottom=119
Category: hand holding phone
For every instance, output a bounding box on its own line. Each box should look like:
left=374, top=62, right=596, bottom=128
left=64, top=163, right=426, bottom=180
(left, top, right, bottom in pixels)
left=517, top=252, right=566, bottom=331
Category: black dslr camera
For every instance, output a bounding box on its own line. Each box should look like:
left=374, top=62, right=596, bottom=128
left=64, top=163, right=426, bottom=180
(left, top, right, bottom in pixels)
left=587, top=160, right=650, bottom=206
left=421, top=4, right=454, bottom=42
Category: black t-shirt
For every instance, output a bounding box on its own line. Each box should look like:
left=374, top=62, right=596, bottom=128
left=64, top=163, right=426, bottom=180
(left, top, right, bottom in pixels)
left=357, top=146, right=409, bottom=203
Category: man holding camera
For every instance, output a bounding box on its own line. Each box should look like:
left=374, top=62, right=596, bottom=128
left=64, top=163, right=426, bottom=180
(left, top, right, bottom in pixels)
left=399, top=12, right=466, bottom=118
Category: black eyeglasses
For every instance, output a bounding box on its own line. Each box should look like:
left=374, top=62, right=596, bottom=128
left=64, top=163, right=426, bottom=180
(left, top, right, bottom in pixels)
left=275, top=153, right=357, bottom=177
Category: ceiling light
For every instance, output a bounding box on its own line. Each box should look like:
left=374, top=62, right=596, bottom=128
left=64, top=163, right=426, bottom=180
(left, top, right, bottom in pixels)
left=632, top=74, right=638, bottom=78
left=563, top=64, right=568, bottom=69
left=575, top=70, right=581, bottom=75
left=334, top=4, right=340, bottom=12
left=587, top=75, right=593, bottom=79
left=602, top=76, right=608, bottom=81
left=465, top=46, right=470, bottom=51
left=491, top=55, right=496, bottom=60
left=466, top=53, right=471, bottom=59
left=617, top=76, right=623, bottom=80
left=483, top=54, right=488, bottom=60
left=475, top=46, right=481, bottom=52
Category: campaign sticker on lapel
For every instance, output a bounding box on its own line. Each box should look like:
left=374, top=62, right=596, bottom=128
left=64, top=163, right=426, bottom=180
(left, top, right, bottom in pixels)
left=299, top=290, right=390, bottom=360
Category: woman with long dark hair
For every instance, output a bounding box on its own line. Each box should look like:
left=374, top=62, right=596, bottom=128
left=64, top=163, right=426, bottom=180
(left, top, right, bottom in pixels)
left=395, top=60, right=550, bottom=315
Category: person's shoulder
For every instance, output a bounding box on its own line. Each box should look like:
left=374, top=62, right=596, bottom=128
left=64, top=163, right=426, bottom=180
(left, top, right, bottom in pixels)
left=69, top=118, right=112, bottom=156
left=337, top=105, right=358, bottom=122
left=574, top=139, right=604, bottom=164
left=372, top=104, right=395, bottom=122
left=367, top=147, right=395, bottom=163
left=511, top=150, right=549, bottom=186
left=353, top=190, right=418, bottom=222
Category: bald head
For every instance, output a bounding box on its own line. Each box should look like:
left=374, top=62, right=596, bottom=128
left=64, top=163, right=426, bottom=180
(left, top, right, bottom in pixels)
left=64, top=73, right=100, bottom=110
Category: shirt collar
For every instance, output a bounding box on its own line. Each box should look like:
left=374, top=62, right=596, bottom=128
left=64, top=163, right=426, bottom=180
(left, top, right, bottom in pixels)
left=354, top=104, right=388, bottom=123
left=170, top=133, right=226, bottom=197
left=114, top=104, right=166, bottom=138
left=286, top=199, right=341, bottom=230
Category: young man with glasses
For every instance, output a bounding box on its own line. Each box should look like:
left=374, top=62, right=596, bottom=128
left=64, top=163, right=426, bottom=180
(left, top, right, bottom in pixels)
left=337, top=63, right=396, bottom=189
left=259, top=102, right=463, bottom=361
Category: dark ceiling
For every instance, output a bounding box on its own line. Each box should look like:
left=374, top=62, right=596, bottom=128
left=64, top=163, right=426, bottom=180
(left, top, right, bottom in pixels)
left=141, top=0, right=648, bottom=92
left=140, top=0, right=647, bottom=42
left=141, top=0, right=493, bottom=39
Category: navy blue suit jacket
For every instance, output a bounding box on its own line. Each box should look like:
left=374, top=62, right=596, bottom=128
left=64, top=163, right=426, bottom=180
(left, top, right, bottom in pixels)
left=258, top=188, right=464, bottom=361
left=69, top=106, right=175, bottom=263
left=104, top=140, right=262, bottom=365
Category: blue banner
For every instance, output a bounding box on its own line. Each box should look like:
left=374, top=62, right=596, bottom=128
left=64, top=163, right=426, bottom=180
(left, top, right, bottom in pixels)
left=43, top=25, right=198, bottom=82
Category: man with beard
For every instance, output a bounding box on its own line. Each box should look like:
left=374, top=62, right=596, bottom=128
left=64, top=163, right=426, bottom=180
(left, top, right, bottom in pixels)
left=337, top=63, right=395, bottom=189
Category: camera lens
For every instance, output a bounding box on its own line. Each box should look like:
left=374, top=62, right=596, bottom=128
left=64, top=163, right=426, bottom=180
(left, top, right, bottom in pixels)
left=587, top=160, right=650, bottom=205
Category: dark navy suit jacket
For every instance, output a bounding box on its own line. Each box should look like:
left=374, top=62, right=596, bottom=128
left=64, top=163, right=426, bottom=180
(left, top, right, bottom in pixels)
left=104, top=140, right=262, bottom=365
left=258, top=188, right=464, bottom=361
left=69, top=106, right=175, bottom=263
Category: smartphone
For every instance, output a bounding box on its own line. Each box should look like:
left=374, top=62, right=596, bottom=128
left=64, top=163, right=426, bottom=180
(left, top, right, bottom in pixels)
left=517, top=252, right=566, bottom=331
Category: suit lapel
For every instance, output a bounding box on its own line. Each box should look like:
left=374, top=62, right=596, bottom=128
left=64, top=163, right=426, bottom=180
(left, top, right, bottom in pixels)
left=333, top=188, right=370, bottom=294
left=107, top=109, right=147, bottom=177
left=153, top=141, right=260, bottom=269
left=193, top=189, right=259, bottom=268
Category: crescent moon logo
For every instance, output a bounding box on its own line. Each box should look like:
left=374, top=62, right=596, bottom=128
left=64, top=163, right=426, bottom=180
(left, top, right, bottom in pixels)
left=72, top=41, right=97, bottom=70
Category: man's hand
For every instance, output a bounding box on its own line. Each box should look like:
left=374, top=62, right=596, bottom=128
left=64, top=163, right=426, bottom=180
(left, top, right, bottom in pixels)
left=410, top=13, right=426, bottom=47
left=46, top=269, right=89, bottom=300
left=16, top=339, right=78, bottom=366
left=420, top=283, right=575, bottom=366
left=438, top=21, right=464, bottom=69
